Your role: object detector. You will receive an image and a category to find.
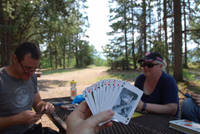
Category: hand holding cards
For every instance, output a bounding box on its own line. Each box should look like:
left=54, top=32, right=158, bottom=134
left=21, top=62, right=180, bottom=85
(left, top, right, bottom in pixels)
left=83, top=79, right=143, bottom=125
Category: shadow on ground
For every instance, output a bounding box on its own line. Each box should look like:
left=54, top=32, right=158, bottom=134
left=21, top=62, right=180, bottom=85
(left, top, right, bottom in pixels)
left=183, top=81, right=200, bottom=94
left=38, top=80, right=68, bottom=91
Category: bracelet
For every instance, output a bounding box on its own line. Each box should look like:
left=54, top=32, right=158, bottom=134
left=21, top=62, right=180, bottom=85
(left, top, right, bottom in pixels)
left=141, top=103, right=147, bottom=112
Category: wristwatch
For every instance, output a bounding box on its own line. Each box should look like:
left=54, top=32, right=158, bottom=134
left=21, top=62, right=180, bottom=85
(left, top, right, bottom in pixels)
left=142, top=103, right=147, bottom=112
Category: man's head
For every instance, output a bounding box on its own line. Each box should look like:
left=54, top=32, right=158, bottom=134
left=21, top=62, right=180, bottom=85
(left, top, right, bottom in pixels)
left=15, top=42, right=41, bottom=62
left=13, top=42, right=41, bottom=80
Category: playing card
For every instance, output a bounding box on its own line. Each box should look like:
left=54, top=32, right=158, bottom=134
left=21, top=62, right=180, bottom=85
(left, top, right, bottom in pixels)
left=105, top=79, right=115, bottom=109
left=91, top=83, right=100, bottom=112
left=82, top=79, right=143, bottom=125
left=102, top=79, right=110, bottom=111
left=82, top=89, right=95, bottom=114
left=83, top=86, right=97, bottom=114
left=112, top=83, right=143, bottom=124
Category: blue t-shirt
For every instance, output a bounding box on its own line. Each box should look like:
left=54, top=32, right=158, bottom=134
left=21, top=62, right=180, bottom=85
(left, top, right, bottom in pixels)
left=134, top=71, right=179, bottom=115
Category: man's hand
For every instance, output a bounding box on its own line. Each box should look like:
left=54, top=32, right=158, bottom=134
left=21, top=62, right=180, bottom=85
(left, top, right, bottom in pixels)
left=0, top=110, right=41, bottom=131
left=191, top=93, right=200, bottom=107
left=36, top=101, right=55, bottom=115
left=17, top=110, right=41, bottom=124
left=66, top=101, right=114, bottom=134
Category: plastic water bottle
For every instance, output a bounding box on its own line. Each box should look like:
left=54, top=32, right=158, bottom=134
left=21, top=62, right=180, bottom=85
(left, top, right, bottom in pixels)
left=70, top=80, right=77, bottom=99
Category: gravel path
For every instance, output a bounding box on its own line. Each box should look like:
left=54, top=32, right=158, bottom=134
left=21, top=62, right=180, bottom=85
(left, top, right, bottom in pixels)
left=38, top=66, right=109, bottom=131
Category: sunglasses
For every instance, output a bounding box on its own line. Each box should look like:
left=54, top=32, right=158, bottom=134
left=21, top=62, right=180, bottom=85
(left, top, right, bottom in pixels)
left=20, top=62, right=37, bottom=73
left=140, top=62, right=159, bottom=68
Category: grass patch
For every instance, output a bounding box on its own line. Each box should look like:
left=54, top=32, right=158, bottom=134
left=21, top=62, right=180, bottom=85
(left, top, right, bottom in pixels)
left=42, top=68, right=79, bottom=75
left=183, top=69, right=196, bottom=81
left=178, top=68, right=200, bottom=94
left=96, top=69, right=141, bottom=82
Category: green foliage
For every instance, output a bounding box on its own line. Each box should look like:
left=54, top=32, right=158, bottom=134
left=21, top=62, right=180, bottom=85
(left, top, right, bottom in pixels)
left=75, top=40, right=94, bottom=68
left=149, top=40, right=165, bottom=55
left=0, top=0, right=93, bottom=68
left=188, top=47, right=200, bottom=62
left=190, top=1, right=200, bottom=45
left=93, top=57, right=107, bottom=66
left=183, top=69, right=196, bottom=81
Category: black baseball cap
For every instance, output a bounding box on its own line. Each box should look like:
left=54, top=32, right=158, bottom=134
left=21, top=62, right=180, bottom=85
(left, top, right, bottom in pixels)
left=138, top=52, right=164, bottom=63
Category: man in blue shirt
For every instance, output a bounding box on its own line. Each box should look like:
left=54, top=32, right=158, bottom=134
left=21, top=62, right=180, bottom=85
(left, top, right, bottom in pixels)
left=181, top=93, right=200, bottom=123
left=135, top=52, right=179, bottom=116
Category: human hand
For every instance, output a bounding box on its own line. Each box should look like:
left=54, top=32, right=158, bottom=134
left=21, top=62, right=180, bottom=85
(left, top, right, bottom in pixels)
left=17, top=110, right=41, bottom=124
left=66, top=101, right=114, bottom=134
left=191, top=93, right=200, bottom=107
left=36, top=101, right=55, bottom=115
left=136, top=100, right=144, bottom=111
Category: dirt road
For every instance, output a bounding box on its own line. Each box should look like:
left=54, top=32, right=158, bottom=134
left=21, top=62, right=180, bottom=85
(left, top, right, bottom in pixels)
left=38, top=66, right=109, bottom=99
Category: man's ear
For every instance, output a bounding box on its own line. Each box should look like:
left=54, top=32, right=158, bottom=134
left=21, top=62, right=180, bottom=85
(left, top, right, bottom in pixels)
left=13, top=55, right=18, bottom=64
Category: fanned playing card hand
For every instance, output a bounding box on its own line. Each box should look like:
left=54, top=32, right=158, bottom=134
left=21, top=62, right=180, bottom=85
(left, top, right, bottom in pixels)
left=82, top=79, right=143, bottom=125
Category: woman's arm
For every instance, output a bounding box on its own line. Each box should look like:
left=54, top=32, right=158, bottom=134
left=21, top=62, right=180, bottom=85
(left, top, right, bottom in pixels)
left=145, top=103, right=178, bottom=115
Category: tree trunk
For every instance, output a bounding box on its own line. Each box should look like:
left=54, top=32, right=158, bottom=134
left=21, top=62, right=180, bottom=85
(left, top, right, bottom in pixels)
left=67, top=41, right=71, bottom=68
left=173, top=0, right=183, bottom=81
left=157, top=0, right=162, bottom=43
left=49, top=44, right=53, bottom=68
left=123, top=2, right=129, bottom=70
left=75, top=35, right=79, bottom=67
left=142, top=0, right=147, bottom=53
left=0, top=0, right=12, bottom=66
left=163, top=0, right=169, bottom=73
left=183, top=1, right=188, bottom=68
left=148, top=0, right=152, bottom=50
left=131, top=0, right=137, bottom=70
left=54, top=45, right=58, bottom=69
left=63, top=44, right=66, bottom=69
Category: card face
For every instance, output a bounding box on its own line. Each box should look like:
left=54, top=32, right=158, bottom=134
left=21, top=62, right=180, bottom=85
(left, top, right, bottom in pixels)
left=112, top=84, right=143, bottom=124
left=82, top=79, right=143, bottom=125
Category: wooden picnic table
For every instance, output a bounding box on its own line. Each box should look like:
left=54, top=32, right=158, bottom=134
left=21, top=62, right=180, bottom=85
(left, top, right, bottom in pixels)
left=44, top=97, right=184, bottom=134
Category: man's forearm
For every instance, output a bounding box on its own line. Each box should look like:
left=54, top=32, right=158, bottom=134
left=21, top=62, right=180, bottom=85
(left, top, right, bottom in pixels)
left=33, top=92, right=43, bottom=111
left=0, top=115, right=19, bottom=131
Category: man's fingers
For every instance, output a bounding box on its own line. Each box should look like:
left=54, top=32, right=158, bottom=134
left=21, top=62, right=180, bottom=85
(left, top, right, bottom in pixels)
left=69, top=101, right=91, bottom=120
left=86, top=110, right=114, bottom=127
left=99, top=121, right=113, bottom=130
left=76, top=101, right=88, bottom=112
left=77, top=101, right=91, bottom=116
